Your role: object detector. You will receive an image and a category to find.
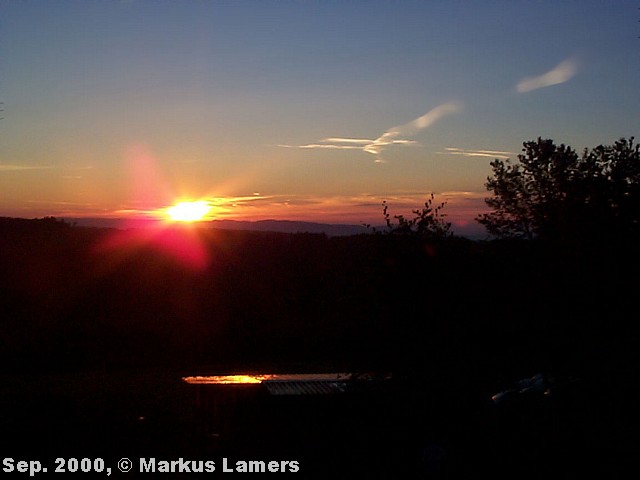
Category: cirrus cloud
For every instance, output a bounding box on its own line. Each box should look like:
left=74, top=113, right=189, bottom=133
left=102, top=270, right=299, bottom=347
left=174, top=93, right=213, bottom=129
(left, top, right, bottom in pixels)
left=0, top=164, right=54, bottom=172
left=516, top=58, right=578, bottom=93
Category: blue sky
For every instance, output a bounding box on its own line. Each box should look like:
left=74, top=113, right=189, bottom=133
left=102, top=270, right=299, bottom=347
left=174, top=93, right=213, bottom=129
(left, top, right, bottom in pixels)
left=0, top=1, right=638, bottom=234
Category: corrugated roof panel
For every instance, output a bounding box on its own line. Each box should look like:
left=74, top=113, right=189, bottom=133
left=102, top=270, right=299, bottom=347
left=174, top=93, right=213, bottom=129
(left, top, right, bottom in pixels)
left=263, top=380, right=349, bottom=396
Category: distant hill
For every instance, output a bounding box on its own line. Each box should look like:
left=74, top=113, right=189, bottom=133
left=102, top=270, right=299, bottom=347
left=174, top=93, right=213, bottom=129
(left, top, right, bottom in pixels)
left=56, top=216, right=487, bottom=238
left=209, top=219, right=371, bottom=236
left=219, top=219, right=488, bottom=239
left=64, top=217, right=372, bottom=236
left=0, top=215, right=487, bottom=239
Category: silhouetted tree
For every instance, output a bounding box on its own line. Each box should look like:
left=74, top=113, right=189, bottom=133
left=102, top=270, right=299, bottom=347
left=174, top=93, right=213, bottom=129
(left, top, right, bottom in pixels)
left=477, top=137, right=640, bottom=242
left=379, top=193, right=452, bottom=239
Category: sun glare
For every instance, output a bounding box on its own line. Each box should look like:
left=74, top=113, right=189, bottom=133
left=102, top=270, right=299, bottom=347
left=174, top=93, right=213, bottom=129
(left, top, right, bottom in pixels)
left=166, top=201, right=211, bottom=222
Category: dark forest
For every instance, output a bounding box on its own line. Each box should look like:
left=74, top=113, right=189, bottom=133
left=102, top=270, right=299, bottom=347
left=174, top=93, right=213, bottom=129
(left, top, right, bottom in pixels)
left=1, top=215, right=638, bottom=478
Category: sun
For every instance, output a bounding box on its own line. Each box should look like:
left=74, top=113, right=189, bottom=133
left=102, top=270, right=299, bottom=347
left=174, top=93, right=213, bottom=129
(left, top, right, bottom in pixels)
left=166, top=200, right=211, bottom=222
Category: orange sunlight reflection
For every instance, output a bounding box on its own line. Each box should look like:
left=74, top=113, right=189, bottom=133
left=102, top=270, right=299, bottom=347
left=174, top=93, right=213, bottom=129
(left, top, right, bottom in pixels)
left=182, top=373, right=351, bottom=384
left=183, top=375, right=273, bottom=385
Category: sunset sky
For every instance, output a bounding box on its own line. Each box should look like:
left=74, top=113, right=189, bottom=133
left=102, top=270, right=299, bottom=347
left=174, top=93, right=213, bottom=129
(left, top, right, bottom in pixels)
left=1, top=1, right=638, bottom=234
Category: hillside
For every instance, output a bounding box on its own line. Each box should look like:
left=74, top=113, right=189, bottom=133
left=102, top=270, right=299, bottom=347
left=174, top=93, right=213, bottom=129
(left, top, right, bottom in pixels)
left=0, top=216, right=638, bottom=477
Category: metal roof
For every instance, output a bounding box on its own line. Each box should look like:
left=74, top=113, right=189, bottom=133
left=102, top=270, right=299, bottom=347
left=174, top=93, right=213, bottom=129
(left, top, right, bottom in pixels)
left=182, top=373, right=351, bottom=385
left=181, top=372, right=371, bottom=395
left=262, top=380, right=350, bottom=396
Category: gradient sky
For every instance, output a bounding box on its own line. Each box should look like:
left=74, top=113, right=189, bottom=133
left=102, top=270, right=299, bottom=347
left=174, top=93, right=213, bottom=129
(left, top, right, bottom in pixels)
left=1, top=1, right=638, bottom=234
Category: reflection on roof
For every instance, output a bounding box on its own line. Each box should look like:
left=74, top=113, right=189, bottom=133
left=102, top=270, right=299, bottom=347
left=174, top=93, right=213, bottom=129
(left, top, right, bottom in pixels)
left=182, top=373, right=352, bottom=385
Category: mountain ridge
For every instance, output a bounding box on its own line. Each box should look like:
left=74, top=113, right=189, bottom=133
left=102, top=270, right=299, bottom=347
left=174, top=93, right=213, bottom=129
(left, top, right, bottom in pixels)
left=61, top=217, right=373, bottom=237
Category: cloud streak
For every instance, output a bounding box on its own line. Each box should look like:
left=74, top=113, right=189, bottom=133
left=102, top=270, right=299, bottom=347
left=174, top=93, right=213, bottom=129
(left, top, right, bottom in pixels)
left=0, top=164, right=54, bottom=172
left=190, top=190, right=487, bottom=225
left=440, top=147, right=514, bottom=160
left=516, top=58, right=578, bottom=93
left=278, top=102, right=462, bottom=162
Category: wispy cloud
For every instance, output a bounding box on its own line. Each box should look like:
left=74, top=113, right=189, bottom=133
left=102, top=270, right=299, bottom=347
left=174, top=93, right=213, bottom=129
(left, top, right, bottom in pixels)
left=21, top=200, right=102, bottom=218
left=194, top=190, right=489, bottom=226
left=0, top=164, right=54, bottom=172
left=440, top=147, right=514, bottom=160
left=516, top=58, right=578, bottom=93
left=278, top=102, right=462, bottom=162
left=290, top=143, right=365, bottom=150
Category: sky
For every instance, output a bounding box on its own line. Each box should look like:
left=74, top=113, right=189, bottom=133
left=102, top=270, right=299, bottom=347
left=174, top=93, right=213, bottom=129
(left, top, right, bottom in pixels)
left=1, top=0, right=638, bottom=235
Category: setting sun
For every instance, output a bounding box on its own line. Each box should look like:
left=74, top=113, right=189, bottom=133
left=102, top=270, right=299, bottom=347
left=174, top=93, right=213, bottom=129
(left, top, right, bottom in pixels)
left=166, top=201, right=211, bottom=222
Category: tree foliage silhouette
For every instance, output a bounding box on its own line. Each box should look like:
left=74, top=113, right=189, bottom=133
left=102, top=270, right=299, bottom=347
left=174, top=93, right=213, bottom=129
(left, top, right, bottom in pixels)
left=477, top=137, right=640, bottom=242
left=379, top=193, right=452, bottom=239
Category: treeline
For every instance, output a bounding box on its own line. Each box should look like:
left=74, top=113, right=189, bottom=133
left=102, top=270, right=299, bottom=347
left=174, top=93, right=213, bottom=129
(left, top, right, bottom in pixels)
left=0, top=217, right=637, bottom=386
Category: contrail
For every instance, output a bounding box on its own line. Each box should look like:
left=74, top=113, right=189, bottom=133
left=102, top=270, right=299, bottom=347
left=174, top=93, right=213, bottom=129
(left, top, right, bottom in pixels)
left=278, top=101, right=462, bottom=162
left=441, top=147, right=514, bottom=160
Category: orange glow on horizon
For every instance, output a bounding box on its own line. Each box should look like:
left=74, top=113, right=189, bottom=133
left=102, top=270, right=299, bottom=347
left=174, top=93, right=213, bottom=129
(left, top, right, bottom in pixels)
left=90, top=146, right=215, bottom=271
